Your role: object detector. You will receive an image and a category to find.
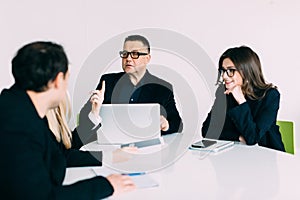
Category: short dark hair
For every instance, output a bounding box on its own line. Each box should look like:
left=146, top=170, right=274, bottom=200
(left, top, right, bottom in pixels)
left=12, top=41, right=69, bottom=92
left=124, top=35, right=150, bottom=53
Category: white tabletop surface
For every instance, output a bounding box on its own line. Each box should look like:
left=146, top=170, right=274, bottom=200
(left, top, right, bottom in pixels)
left=64, top=134, right=300, bottom=200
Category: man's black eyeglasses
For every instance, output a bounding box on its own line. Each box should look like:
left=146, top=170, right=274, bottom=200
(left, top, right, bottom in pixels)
left=119, top=51, right=148, bottom=59
left=218, top=68, right=237, bottom=77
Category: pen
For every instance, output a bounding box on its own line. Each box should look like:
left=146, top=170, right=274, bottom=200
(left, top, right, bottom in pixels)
left=122, top=172, right=146, bottom=176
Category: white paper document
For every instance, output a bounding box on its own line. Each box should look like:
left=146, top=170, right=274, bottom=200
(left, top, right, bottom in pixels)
left=127, top=174, right=159, bottom=189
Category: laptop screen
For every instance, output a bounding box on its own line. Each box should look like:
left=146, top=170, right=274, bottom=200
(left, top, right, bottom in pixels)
left=97, top=104, right=161, bottom=144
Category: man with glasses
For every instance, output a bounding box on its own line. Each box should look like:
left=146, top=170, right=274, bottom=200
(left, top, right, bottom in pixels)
left=79, top=35, right=183, bottom=136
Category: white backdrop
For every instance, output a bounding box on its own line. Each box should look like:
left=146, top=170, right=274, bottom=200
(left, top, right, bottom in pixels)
left=1, top=0, right=299, bottom=149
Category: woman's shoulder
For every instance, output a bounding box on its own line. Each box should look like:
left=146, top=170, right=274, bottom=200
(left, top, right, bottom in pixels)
left=259, top=87, right=280, bottom=104
left=265, top=87, right=280, bottom=97
left=255, top=87, right=279, bottom=98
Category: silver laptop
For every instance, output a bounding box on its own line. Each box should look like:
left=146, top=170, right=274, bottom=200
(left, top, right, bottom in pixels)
left=97, top=104, right=161, bottom=145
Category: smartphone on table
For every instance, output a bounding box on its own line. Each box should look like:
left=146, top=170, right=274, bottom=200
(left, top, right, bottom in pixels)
left=191, top=140, right=217, bottom=148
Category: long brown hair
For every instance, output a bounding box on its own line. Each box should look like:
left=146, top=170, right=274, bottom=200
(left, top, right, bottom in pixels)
left=217, top=46, right=275, bottom=100
left=46, top=92, right=72, bottom=149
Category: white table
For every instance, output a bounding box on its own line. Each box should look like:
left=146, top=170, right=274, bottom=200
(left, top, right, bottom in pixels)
left=64, top=134, right=300, bottom=199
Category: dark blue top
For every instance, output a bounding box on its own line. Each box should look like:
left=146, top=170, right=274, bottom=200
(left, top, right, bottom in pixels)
left=202, top=85, right=285, bottom=152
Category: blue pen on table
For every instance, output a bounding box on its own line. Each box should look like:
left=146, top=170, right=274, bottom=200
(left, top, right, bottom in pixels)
left=122, top=172, right=146, bottom=176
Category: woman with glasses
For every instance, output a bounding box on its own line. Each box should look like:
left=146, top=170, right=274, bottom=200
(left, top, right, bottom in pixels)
left=201, top=46, right=285, bottom=151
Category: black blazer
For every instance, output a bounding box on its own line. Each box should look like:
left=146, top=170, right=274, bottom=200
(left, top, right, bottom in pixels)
left=79, top=70, right=183, bottom=135
left=0, top=85, right=113, bottom=200
left=61, top=130, right=102, bottom=167
left=202, top=85, right=285, bottom=152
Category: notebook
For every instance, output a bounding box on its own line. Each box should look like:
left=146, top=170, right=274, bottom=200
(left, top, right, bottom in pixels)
left=97, top=104, right=161, bottom=145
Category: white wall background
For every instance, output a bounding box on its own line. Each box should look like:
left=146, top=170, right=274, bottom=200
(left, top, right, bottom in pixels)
left=1, top=0, right=299, bottom=149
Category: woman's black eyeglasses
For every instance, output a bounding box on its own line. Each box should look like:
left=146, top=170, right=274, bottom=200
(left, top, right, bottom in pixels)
left=218, top=68, right=237, bottom=77
left=119, top=50, right=148, bottom=59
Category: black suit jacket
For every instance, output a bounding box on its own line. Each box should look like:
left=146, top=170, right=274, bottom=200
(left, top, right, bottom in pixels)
left=0, top=85, right=113, bottom=200
left=79, top=70, right=183, bottom=135
left=202, top=85, right=285, bottom=151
